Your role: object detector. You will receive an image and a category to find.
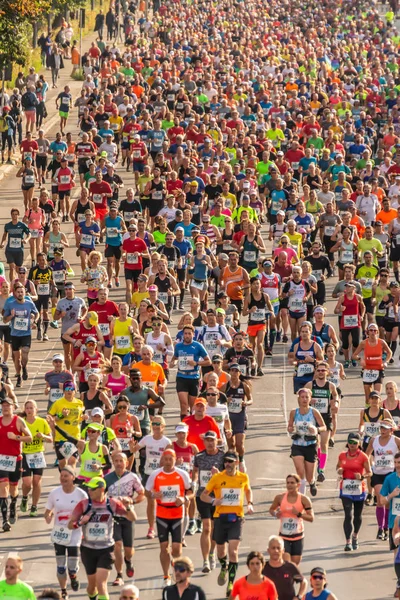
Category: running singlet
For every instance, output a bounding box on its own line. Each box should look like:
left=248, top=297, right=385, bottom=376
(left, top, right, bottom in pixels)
left=145, top=467, right=191, bottom=519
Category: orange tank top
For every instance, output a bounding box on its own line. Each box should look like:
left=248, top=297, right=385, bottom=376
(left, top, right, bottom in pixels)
left=223, top=265, right=245, bottom=300
left=279, top=492, right=304, bottom=540
left=364, top=338, right=383, bottom=371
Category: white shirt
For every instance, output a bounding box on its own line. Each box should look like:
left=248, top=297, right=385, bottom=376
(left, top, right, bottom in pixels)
left=45, top=485, right=88, bottom=546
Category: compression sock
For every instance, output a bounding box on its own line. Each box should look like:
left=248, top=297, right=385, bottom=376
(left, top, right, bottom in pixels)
left=384, top=507, right=389, bottom=529
left=218, top=555, right=227, bottom=570
left=37, top=317, right=42, bottom=331
left=0, top=498, right=7, bottom=521
left=299, top=479, right=307, bottom=494
left=228, top=561, right=238, bottom=584
left=317, top=447, right=321, bottom=465
left=319, top=453, right=327, bottom=471
left=391, top=341, right=397, bottom=357
left=269, top=328, right=276, bottom=349
left=43, top=320, right=49, bottom=334
left=395, top=270, right=400, bottom=283
left=376, top=506, right=385, bottom=528
left=180, top=288, right=185, bottom=304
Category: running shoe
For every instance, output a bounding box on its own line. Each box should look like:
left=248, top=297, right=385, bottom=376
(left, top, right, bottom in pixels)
left=186, top=520, right=197, bottom=536
left=352, top=536, right=359, bottom=550
left=202, top=560, right=211, bottom=574
left=163, top=576, right=172, bottom=588
left=22, top=367, right=28, bottom=381
left=344, top=361, right=350, bottom=369
left=19, top=498, right=28, bottom=512
left=317, top=470, right=326, bottom=483
left=16, top=375, right=21, bottom=388
left=146, top=527, right=155, bottom=539
left=329, top=438, right=335, bottom=448
left=50, top=321, right=58, bottom=329
left=43, top=333, right=49, bottom=342
left=282, top=334, right=288, bottom=343
left=126, top=563, right=134, bottom=579
left=196, top=517, right=203, bottom=533
left=179, top=303, right=184, bottom=310
left=276, top=330, right=282, bottom=342
left=365, top=493, right=373, bottom=506
left=29, top=506, right=38, bottom=517
left=351, top=359, right=357, bottom=367
left=257, top=367, right=264, bottom=376
left=209, top=553, right=216, bottom=570
left=217, top=568, right=228, bottom=586
left=344, top=543, right=352, bottom=552
left=61, top=591, right=69, bottom=600
left=112, top=576, right=124, bottom=586
left=226, top=581, right=234, bottom=597
left=377, top=527, right=384, bottom=540
left=265, top=348, right=272, bottom=357
left=115, top=277, right=120, bottom=287
left=70, top=576, right=80, bottom=591
left=384, top=528, right=389, bottom=540
left=2, top=521, right=10, bottom=532
left=309, top=481, right=317, bottom=497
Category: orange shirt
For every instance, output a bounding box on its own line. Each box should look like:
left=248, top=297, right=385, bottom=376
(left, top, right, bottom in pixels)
left=231, top=576, right=278, bottom=600
left=376, top=208, right=398, bottom=225
left=132, top=85, right=144, bottom=99
left=134, top=360, right=166, bottom=391
left=223, top=265, right=245, bottom=300
left=147, top=468, right=191, bottom=519
left=71, top=47, right=80, bottom=66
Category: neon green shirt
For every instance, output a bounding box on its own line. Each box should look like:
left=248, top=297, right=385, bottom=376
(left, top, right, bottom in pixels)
left=0, top=579, right=36, bottom=599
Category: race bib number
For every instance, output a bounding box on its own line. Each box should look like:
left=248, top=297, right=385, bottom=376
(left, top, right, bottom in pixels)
left=0, top=455, right=17, bottom=471
left=84, top=460, right=100, bottom=473
left=313, top=396, right=328, bottom=414
left=59, top=442, right=77, bottom=458
left=297, top=363, right=314, bottom=377
left=124, top=211, right=134, bottom=221
left=160, top=484, right=180, bottom=503
left=38, top=283, right=50, bottom=295
left=362, top=369, right=379, bottom=383
left=252, top=308, right=265, bottom=321
left=375, top=454, right=395, bottom=472
left=107, top=227, right=118, bottom=238
left=152, top=190, right=163, bottom=200
left=51, top=525, right=72, bottom=546
left=342, top=479, right=362, bottom=496
left=128, top=405, right=144, bottom=420
left=127, top=253, right=138, bottom=264
left=198, top=470, right=213, bottom=490
left=50, top=388, right=64, bottom=403
left=324, top=226, right=335, bottom=236
left=14, top=317, right=28, bottom=331
left=30, top=229, right=39, bottom=239
left=26, top=452, right=46, bottom=469
left=53, top=270, right=65, bottom=283
left=86, top=523, right=108, bottom=542
left=343, top=315, right=358, bottom=328
left=118, top=437, right=131, bottom=452
left=9, top=237, right=21, bottom=249
left=313, top=269, right=322, bottom=282
left=228, top=396, right=243, bottom=414
left=158, top=292, right=168, bottom=303
left=60, top=175, right=70, bottom=184
left=93, top=194, right=103, bottom=204
left=81, top=234, right=93, bottom=246
left=393, top=499, right=400, bottom=516
left=25, top=175, right=34, bottom=184
left=289, top=296, right=304, bottom=311
left=85, top=367, right=100, bottom=382
left=116, top=335, right=130, bottom=350
left=341, top=250, right=353, bottom=262
left=221, top=487, right=241, bottom=506
left=243, top=250, right=256, bottom=262
left=280, top=517, right=301, bottom=535
left=364, top=422, right=381, bottom=438
left=178, top=355, right=194, bottom=371
left=296, top=421, right=311, bottom=435
left=99, top=323, right=110, bottom=337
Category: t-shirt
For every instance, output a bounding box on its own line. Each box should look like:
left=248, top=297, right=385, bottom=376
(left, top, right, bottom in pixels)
left=3, top=297, right=38, bottom=337
left=48, top=397, right=84, bottom=441
left=231, top=576, right=278, bottom=600
left=56, top=296, right=86, bottom=334
left=0, top=580, right=36, bottom=599
left=23, top=416, right=51, bottom=454
left=123, top=237, right=148, bottom=270
left=205, top=470, right=250, bottom=517
left=45, top=485, right=87, bottom=547
left=184, top=415, right=221, bottom=451
left=174, top=341, right=209, bottom=379
left=4, top=221, right=29, bottom=250
left=262, top=561, right=304, bottom=600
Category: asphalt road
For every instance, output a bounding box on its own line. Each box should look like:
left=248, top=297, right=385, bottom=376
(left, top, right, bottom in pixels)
left=0, top=42, right=396, bottom=600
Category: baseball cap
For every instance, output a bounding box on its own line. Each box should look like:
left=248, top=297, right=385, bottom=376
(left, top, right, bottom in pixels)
left=85, top=335, right=97, bottom=344
left=206, top=308, right=216, bottom=315
left=212, top=354, right=223, bottom=362
left=18, top=267, right=27, bottom=273
left=86, top=422, right=104, bottom=432
left=148, top=285, right=158, bottom=291
left=219, top=253, right=229, bottom=261
left=263, top=259, right=273, bottom=266
left=52, top=353, right=64, bottom=362
left=0, top=398, right=13, bottom=404
left=229, top=363, right=241, bottom=371
left=88, top=311, right=98, bottom=326
left=175, top=423, right=189, bottom=433
left=204, top=431, right=218, bottom=439
left=216, top=308, right=226, bottom=315
left=347, top=432, right=361, bottom=443
left=223, top=450, right=238, bottom=462
left=194, top=398, right=207, bottom=406
left=63, top=380, right=76, bottom=390
left=91, top=407, right=105, bottom=418
left=310, top=567, right=326, bottom=577
left=217, top=291, right=228, bottom=299
left=84, top=477, right=106, bottom=489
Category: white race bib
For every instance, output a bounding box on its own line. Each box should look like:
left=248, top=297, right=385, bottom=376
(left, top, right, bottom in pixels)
left=38, top=283, right=50, bottom=295
left=0, top=455, right=16, bottom=471
left=362, top=369, right=379, bottom=383
left=200, top=470, right=212, bottom=487
left=324, top=225, right=335, bottom=236
left=116, top=335, right=131, bottom=350
left=243, top=250, right=256, bottom=262
left=86, top=523, right=108, bottom=541
left=59, top=442, right=77, bottom=458
left=342, top=479, right=362, bottom=496
left=9, top=237, right=21, bottom=249
left=221, top=487, right=241, bottom=506
left=51, top=525, right=72, bottom=546
left=313, top=396, right=329, bottom=414
left=99, top=323, right=110, bottom=337
left=50, top=388, right=64, bottom=404
left=14, top=317, right=28, bottom=331
left=297, top=363, right=314, bottom=377
left=343, top=315, right=358, bottom=328
left=26, top=452, right=46, bottom=469
left=280, top=516, right=301, bottom=535
left=127, top=253, right=138, bottom=264
left=160, top=484, right=180, bottom=503
left=81, top=234, right=93, bottom=246
left=178, top=355, right=194, bottom=371
left=53, top=270, right=65, bottom=283
left=128, top=405, right=144, bottom=420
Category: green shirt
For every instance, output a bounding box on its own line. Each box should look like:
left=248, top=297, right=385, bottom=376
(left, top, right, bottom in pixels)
left=210, top=215, right=225, bottom=228
left=0, top=579, right=36, bottom=599
left=355, top=263, right=380, bottom=298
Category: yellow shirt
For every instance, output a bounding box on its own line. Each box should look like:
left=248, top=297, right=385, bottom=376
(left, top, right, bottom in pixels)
left=23, top=416, right=51, bottom=454
left=109, top=115, right=124, bottom=133
left=287, top=232, right=303, bottom=257
left=131, top=290, right=150, bottom=310
left=113, top=317, right=134, bottom=354
left=205, top=470, right=250, bottom=517
left=49, top=397, right=84, bottom=442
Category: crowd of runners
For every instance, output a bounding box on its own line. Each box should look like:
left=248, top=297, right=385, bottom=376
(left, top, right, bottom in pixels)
left=3, top=0, right=400, bottom=597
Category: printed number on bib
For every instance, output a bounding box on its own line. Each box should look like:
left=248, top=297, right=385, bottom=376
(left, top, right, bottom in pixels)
left=362, top=369, right=379, bottom=383
left=0, top=455, right=16, bottom=471
left=51, top=525, right=72, bottom=546
left=221, top=487, right=241, bottom=506
left=342, top=479, right=362, bottom=496
left=27, top=452, right=46, bottom=469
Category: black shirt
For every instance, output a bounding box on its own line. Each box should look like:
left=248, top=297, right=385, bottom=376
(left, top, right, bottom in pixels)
left=162, top=583, right=206, bottom=600
left=262, top=561, right=303, bottom=600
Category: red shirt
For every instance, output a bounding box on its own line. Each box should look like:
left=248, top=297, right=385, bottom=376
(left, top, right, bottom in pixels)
left=168, top=126, right=184, bottom=143
left=284, top=149, right=305, bottom=166
left=338, top=449, right=368, bottom=480
left=89, top=300, right=119, bottom=340
left=89, top=181, right=112, bottom=209
left=166, top=179, right=183, bottom=194
left=56, top=166, right=74, bottom=191
left=231, top=576, right=278, bottom=600
left=20, top=140, right=39, bottom=158
left=130, top=141, right=147, bottom=162
left=183, top=414, right=220, bottom=451
left=123, top=237, right=148, bottom=270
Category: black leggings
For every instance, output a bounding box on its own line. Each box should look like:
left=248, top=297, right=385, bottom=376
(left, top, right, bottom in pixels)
left=342, top=497, right=364, bottom=539
left=341, top=327, right=360, bottom=350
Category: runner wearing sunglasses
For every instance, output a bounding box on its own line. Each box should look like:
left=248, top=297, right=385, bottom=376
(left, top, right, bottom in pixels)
left=162, top=556, right=206, bottom=600
left=304, top=567, right=338, bottom=600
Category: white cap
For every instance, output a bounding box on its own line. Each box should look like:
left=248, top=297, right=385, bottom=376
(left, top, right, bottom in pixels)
left=91, top=407, right=105, bottom=418
left=175, top=423, right=189, bottom=433
left=52, top=353, right=64, bottom=362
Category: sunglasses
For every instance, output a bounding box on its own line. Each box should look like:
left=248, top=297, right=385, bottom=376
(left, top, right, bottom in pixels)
left=87, top=428, right=98, bottom=433
left=312, top=575, right=324, bottom=581
left=224, top=459, right=235, bottom=463
left=348, top=440, right=358, bottom=445
left=152, top=421, right=162, bottom=426
left=117, top=405, right=128, bottom=410
left=86, top=341, right=96, bottom=346
left=173, top=565, right=188, bottom=573
left=64, top=386, right=75, bottom=392
left=206, top=392, right=217, bottom=396
left=152, top=322, right=162, bottom=327
left=130, top=375, right=141, bottom=379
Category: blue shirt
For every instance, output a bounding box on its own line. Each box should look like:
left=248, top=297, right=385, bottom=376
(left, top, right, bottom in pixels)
left=104, top=215, right=123, bottom=247
left=381, top=471, right=400, bottom=529
left=79, top=222, right=100, bottom=249
left=49, top=140, right=67, bottom=158
left=3, top=297, right=38, bottom=337
left=174, top=341, right=209, bottom=379
left=173, top=239, right=192, bottom=267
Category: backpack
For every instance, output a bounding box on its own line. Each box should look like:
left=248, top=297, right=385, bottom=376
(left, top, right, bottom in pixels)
left=0, top=116, right=7, bottom=134
left=82, top=496, right=115, bottom=520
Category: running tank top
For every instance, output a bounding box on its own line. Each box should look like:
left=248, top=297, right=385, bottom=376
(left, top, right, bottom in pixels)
left=193, top=255, right=208, bottom=281
left=225, top=381, right=246, bottom=415
left=363, top=407, right=385, bottom=440
left=48, top=232, right=62, bottom=258
left=279, top=492, right=304, bottom=540
left=311, top=380, right=331, bottom=416
left=105, top=374, right=127, bottom=408
left=312, top=322, right=331, bottom=344
left=248, top=293, right=267, bottom=325
left=327, top=361, right=341, bottom=388
left=0, top=415, right=22, bottom=458
left=172, top=441, right=195, bottom=475
left=383, top=400, right=400, bottom=435
left=340, top=294, right=360, bottom=329
left=372, top=435, right=398, bottom=475
left=82, top=390, right=103, bottom=412
left=293, top=408, right=317, bottom=447
left=79, top=442, right=105, bottom=479
left=113, top=318, right=134, bottom=355
left=295, top=342, right=317, bottom=381
left=364, top=339, right=384, bottom=371
left=146, top=331, right=167, bottom=366
left=75, top=200, right=91, bottom=224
